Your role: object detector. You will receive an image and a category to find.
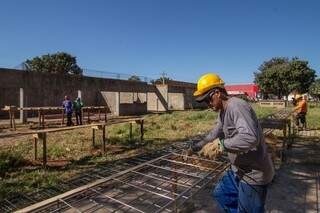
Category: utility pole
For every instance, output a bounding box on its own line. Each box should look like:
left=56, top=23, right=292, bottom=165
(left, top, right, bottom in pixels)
left=160, top=71, right=167, bottom=85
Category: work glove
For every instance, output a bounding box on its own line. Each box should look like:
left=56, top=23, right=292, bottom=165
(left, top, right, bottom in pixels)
left=198, top=138, right=224, bottom=160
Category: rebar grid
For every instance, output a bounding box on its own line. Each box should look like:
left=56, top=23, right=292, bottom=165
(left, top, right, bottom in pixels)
left=2, top=144, right=185, bottom=213
left=16, top=152, right=229, bottom=213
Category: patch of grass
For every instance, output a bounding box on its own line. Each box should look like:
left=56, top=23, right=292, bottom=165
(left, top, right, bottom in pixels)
left=251, top=104, right=277, bottom=118
left=0, top=150, right=25, bottom=177
left=48, top=144, right=66, bottom=158
left=0, top=106, right=289, bottom=200
left=306, top=107, right=320, bottom=129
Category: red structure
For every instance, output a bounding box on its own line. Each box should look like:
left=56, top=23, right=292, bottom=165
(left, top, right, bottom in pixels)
left=225, top=84, right=259, bottom=99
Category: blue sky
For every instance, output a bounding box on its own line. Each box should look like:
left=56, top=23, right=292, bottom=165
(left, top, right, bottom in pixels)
left=0, top=0, right=319, bottom=83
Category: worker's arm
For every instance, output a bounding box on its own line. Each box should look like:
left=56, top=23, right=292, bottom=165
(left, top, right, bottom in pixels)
left=222, top=104, right=259, bottom=153
left=191, top=116, right=224, bottom=151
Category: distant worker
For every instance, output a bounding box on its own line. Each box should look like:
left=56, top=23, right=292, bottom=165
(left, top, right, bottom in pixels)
left=187, top=73, right=274, bottom=212
left=73, top=97, right=84, bottom=125
left=293, top=94, right=307, bottom=129
left=62, top=95, right=73, bottom=126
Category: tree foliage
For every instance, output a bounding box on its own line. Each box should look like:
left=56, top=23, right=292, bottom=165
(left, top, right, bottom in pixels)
left=254, top=57, right=316, bottom=99
left=309, top=78, right=320, bottom=99
left=151, top=77, right=171, bottom=84
left=23, top=52, right=83, bottom=75
left=128, top=75, right=141, bottom=81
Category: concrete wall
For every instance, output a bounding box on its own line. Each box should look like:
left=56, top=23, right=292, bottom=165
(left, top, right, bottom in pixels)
left=147, top=85, right=169, bottom=112
left=0, top=68, right=150, bottom=117
left=166, top=81, right=207, bottom=110
left=0, top=69, right=204, bottom=117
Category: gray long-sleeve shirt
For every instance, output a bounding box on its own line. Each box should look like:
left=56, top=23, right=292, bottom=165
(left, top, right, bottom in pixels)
left=198, top=97, right=274, bottom=185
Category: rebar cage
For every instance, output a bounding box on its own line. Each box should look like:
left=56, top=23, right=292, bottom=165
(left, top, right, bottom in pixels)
left=16, top=152, right=229, bottom=213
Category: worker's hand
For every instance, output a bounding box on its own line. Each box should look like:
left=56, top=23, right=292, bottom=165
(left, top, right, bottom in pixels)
left=198, top=139, right=224, bottom=160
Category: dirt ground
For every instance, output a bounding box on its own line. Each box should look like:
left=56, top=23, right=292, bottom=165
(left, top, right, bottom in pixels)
left=189, top=129, right=320, bottom=213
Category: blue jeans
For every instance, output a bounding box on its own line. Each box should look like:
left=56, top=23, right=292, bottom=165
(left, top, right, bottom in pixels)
left=212, top=170, right=268, bottom=213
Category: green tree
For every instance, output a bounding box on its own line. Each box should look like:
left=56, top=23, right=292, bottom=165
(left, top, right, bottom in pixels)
left=128, top=75, right=141, bottom=81
left=309, top=78, right=320, bottom=100
left=254, top=57, right=316, bottom=99
left=23, top=52, right=83, bottom=75
left=151, top=77, right=171, bottom=84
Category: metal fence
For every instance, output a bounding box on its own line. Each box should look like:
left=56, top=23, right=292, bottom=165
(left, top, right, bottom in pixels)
left=12, top=64, right=156, bottom=84
left=83, top=69, right=155, bottom=83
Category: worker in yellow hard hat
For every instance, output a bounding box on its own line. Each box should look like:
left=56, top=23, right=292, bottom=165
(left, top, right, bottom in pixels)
left=293, top=94, right=307, bottom=129
left=189, top=73, right=274, bottom=212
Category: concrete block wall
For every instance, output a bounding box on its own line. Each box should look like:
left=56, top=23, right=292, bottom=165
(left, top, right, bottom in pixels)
left=0, top=69, right=204, bottom=117
left=0, top=68, right=150, bottom=117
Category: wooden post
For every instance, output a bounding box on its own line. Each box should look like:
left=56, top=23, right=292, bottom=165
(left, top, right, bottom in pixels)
left=9, top=108, right=13, bottom=129
left=41, top=111, right=45, bottom=128
left=11, top=107, right=16, bottom=131
left=81, top=108, right=84, bottom=125
left=282, top=124, right=287, bottom=162
left=42, top=133, right=47, bottom=167
left=287, top=120, right=293, bottom=148
left=104, top=107, right=107, bottom=122
left=140, top=119, right=144, bottom=142
left=61, top=109, right=65, bottom=126
left=34, top=137, right=38, bottom=161
left=38, top=109, right=41, bottom=128
left=87, top=109, right=90, bottom=123
left=92, top=128, right=95, bottom=147
left=33, top=134, right=38, bottom=161
left=129, top=122, right=133, bottom=141
left=98, top=109, right=101, bottom=122
left=102, top=125, right=106, bottom=153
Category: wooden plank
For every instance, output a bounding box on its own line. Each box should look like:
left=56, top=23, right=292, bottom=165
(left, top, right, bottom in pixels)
left=0, top=118, right=144, bottom=138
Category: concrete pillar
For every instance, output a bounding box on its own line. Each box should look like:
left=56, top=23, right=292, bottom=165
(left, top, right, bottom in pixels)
left=115, top=92, right=120, bottom=116
left=78, top=90, right=82, bottom=99
left=19, top=88, right=25, bottom=123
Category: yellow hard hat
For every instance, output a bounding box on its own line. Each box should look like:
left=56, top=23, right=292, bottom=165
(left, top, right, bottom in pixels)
left=194, top=73, right=225, bottom=97
left=295, top=94, right=302, bottom=99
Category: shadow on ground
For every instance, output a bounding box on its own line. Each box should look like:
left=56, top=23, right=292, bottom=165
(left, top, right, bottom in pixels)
left=265, top=131, right=320, bottom=213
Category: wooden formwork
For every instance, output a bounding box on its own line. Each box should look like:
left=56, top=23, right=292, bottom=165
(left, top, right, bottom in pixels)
left=1, top=106, right=109, bottom=129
